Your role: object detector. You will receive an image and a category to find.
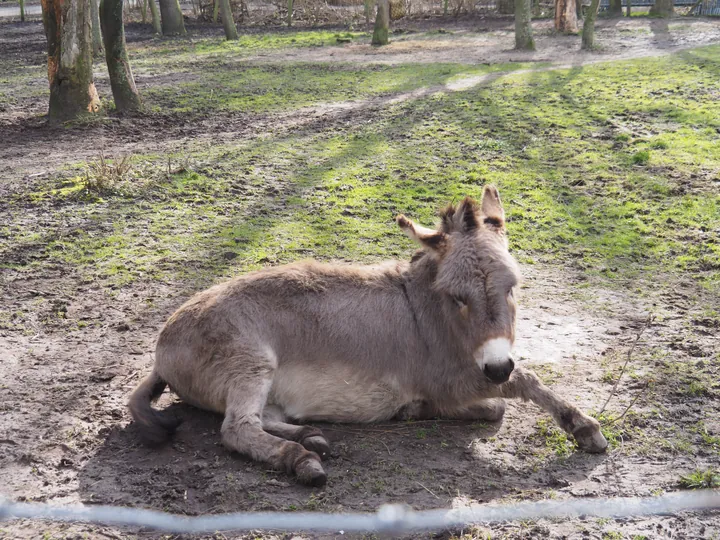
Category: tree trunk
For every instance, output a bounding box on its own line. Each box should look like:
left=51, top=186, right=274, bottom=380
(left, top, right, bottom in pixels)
left=213, top=0, right=219, bottom=21
left=287, top=0, right=292, bottom=26
left=364, top=0, right=372, bottom=24
left=20, top=0, right=26, bottom=21
left=100, top=0, right=142, bottom=112
left=443, top=0, right=449, bottom=15
left=41, top=0, right=101, bottom=122
left=515, top=0, right=535, bottom=50
left=141, top=0, right=148, bottom=23
left=149, top=0, right=162, bottom=32
left=555, top=0, right=578, bottom=32
left=575, top=0, right=582, bottom=19
left=497, top=0, right=515, bottom=14
left=625, top=0, right=630, bottom=16
left=608, top=0, right=622, bottom=16
left=158, top=0, right=185, bottom=35
left=91, top=0, right=103, bottom=55
left=649, top=0, right=673, bottom=16
left=581, top=0, right=601, bottom=49
left=371, top=0, right=389, bottom=46
left=218, top=0, right=238, bottom=38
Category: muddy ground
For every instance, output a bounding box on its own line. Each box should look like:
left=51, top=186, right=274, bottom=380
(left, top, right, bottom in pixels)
left=1, top=15, right=720, bottom=540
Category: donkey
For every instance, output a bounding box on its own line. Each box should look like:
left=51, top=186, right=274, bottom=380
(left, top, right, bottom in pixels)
left=129, top=186, right=607, bottom=486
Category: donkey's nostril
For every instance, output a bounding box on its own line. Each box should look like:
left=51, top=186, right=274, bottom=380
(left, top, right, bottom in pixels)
left=483, top=359, right=514, bottom=384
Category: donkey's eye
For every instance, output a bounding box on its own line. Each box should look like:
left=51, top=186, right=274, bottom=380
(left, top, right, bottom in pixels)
left=452, top=295, right=467, bottom=309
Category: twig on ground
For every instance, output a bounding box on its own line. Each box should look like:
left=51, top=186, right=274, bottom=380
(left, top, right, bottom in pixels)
left=417, top=482, right=440, bottom=499
left=611, top=380, right=652, bottom=424
left=599, top=314, right=654, bottom=415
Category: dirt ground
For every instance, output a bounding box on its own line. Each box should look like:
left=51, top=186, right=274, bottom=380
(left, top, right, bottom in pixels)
left=1, top=15, right=720, bottom=540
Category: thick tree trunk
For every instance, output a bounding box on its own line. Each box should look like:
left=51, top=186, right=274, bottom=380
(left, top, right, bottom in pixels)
left=515, top=0, right=535, bottom=50
left=497, top=0, right=515, bottom=14
left=555, top=0, right=578, bottom=32
left=20, top=0, right=26, bottom=21
left=100, top=0, right=142, bottom=112
left=649, top=0, right=673, bottom=16
left=158, top=0, right=186, bottom=35
left=91, top=0, right=103, bottom=55
left=41, top=0, right=101, bottom=122
left=218, top=0, right=238, bottom=38
left=371, top=0, right=389, bottom=46
left=608, top=0, right=622, bottom=16
left=581, top=0, right=601, bottom=49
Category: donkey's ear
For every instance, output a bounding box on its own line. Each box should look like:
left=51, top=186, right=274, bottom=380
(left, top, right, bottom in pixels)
left=440, top=197, right=480, bottom=234
left=396, top=215, right=447, bottom=253
left=480, top=185, right=505, bottom=232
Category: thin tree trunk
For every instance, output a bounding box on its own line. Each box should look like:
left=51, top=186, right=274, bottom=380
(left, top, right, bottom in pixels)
left=625, top=0, right=630, bottom=17
left=213, top=0, right=219, bottom=21
left=91, top=0, right=103, bottom=55
left=555, top=0, right=578, bottom=32
left=141, top=0, right=148, bottom=23
left=20, top=0, right=26, bottom=21
left=41, top=0, right=101, bottom=122
left=158, top=0, right=186, bottom=35
left=371, top=0, right=389, bottom=45
left=287, top=0, right=292, bottom=26
left=219, top=0, right=238, bottom=38
left=608, top=0, right=622, bottom=15
left=575, top=0, right=582, bottom=20
left=649, top=0, right=673, bottom=16
left=149, top=0, right=162, bottom=32
left=515, top=0, right=535, bottom=50
left=364, top=0, right=371, bottom=24
left=100, top=0, right=142, bottom=112
left=581, top=0, right=601, bottom=49
left=443, top=0, right=448, bottom=15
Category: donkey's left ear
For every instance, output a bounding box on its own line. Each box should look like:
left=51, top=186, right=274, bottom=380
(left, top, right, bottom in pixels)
left=396, top=215, right=447, bottom=253
left=481, top=185, right=505, bottom=232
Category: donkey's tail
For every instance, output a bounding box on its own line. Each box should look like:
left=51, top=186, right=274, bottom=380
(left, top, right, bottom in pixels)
left=128, top=370, right=182, bottom=446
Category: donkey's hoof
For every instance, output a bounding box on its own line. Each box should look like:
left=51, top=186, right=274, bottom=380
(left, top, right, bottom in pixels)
left=301, top=435, right=331, bottom=460
left=295, top=457, right=327, bottom=487
left=573, top=425, right=608, bottom=453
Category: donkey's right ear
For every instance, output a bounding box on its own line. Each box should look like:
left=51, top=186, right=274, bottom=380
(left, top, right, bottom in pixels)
left=396, top=215, right=447, bottom=253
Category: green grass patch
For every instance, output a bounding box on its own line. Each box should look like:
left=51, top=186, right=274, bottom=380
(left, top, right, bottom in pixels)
left=6, top=45, right=720, bottom=295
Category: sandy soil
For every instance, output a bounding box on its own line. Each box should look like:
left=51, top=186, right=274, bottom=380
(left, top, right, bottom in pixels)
left=1, top=16, right=719, bottom=540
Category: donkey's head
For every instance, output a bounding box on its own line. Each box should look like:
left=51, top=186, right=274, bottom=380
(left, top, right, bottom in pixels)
left=397, top=186, right=520, bottom=384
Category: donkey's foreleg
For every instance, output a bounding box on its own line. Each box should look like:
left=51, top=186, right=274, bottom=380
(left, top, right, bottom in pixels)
left=222, top=374, right=327, bottom=486
left=262, top=406, right=331, bottom=460
left=493, top=367, right=607, bottom=453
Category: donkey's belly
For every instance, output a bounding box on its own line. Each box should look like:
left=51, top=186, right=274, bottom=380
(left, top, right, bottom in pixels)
left=268, top=363, right=406, bottom=423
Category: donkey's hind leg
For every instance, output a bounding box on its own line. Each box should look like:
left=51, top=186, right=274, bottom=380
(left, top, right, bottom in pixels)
left=222, top=372, right=326, bottom=486
left=262, top=406, right=331, bottom=460
left=493, top=367, right=607, bottom=453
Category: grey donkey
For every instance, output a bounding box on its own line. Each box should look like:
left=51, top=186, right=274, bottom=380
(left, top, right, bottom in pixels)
left=129, top=186, right=607, bottom=486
